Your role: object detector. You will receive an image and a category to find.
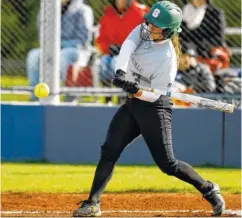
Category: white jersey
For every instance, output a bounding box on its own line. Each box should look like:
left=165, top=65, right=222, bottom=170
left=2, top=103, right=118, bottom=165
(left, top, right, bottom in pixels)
left=115, top=24, right=177, bottom=92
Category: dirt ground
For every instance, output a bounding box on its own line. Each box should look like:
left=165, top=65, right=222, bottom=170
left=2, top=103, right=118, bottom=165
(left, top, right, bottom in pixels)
left=1, top=193, right=241, bottom=217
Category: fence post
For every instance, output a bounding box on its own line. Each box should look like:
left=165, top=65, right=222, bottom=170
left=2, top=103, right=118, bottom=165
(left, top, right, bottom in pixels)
left=39, top=0, right=60, bottom=105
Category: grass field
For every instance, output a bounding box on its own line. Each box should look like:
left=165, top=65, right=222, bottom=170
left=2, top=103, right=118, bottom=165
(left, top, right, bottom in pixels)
left=1, top=75, right=29, bottom=101
left=2, top=163, right=241, bottom=193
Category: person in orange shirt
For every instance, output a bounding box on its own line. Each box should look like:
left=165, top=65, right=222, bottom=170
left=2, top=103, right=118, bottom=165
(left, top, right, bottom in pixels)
left=96, top=0, right=149, bottom=89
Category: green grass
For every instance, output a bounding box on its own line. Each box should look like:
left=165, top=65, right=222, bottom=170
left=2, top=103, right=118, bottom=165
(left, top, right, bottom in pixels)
left=1, top=75, right=28, bottom=87
left=2, top=163, right=241, bottom=194
left=1, top=75, right=30, bottom=101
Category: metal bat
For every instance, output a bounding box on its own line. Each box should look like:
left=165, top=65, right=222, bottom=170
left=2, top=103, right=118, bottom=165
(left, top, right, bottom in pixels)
left=136, top=86, right=235, bottom=113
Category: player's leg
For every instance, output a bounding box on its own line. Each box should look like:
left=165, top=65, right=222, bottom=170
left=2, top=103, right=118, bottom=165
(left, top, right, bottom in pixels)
left=88, top=104, right=140, bottom=203
left=73, top=104, right=140, bottom=217
left=131, top=97, right=225, bottom=216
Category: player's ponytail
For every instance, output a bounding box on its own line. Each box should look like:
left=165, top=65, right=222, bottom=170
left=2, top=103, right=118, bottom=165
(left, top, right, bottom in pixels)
left=171, top=35, right=181, bottom=67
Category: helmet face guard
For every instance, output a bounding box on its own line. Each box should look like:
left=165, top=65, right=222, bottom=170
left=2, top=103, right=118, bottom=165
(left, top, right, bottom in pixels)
left=140, top=1, right=182, bottom=41
left=140, top=20, right=163, bottom=42
left=140, top=20, right=180, bottom=41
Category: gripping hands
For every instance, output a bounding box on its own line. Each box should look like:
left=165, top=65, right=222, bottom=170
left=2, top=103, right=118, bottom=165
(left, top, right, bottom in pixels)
left=112, top=69, right=139, bottom=94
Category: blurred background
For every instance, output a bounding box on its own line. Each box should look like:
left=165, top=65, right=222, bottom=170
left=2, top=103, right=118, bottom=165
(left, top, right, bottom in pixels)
left=1, top=0, right=241, bottom=167
left=1, top=2, right=241, bottom=215
left=1, top=0, right=241, bottom=106
left=1, top=0, right=241, bottom=165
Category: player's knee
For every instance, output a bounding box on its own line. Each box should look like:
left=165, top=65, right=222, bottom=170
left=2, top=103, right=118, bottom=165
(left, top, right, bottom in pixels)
left=100, top=144, right=121, bottom=163
left=160, top=160, right=179, bottom=175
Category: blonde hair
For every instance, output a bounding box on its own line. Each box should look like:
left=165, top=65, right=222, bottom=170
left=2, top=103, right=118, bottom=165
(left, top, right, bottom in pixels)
left=171, top=35, right=181, bottom=67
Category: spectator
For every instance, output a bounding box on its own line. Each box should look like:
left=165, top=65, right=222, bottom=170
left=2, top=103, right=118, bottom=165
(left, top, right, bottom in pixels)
left=176, top=49, right=216, bottom=93
left=95, top=0, right=149, bottom=88
left=180, top=0, right=230, bottom=72
left=213, top=68, right=241, bottom=94
left=26, top=0, right=94, bottom=101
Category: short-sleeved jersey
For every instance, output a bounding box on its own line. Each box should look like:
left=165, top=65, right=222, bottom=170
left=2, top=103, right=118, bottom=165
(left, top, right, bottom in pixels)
left=115, top=24, right=177, bottom=92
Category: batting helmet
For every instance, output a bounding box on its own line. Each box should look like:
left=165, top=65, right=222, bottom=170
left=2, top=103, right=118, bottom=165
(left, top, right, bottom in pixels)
left=141, top=1, right=182, bottom=40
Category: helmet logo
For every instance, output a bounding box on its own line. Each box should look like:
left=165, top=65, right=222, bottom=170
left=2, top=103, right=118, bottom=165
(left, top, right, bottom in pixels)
left=152, top=8, right=160, bottom=18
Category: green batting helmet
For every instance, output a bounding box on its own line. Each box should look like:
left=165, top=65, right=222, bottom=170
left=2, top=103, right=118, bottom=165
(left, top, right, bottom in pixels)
left=142, top=1, right=182, bottom=39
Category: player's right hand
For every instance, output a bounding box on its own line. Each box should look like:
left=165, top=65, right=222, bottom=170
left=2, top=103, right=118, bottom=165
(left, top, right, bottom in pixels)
left=113, top=69, right=139, bottom=94
left=122, top=81, right=139, bottom=94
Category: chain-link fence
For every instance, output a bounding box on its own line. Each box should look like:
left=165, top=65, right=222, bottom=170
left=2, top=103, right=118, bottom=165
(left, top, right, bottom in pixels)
left=1, top=0, right=241, bottom=105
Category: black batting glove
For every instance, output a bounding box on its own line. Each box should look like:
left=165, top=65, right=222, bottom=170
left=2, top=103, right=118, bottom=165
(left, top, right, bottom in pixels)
left=112, top=69, right=126, bottom=88
left=122, top=81, right=139, bottom=94
left=113, top=69, right=139, bottom=94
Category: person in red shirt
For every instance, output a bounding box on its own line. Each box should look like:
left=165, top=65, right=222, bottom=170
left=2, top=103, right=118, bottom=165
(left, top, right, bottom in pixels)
left=96, top=0, right=149, bottom=90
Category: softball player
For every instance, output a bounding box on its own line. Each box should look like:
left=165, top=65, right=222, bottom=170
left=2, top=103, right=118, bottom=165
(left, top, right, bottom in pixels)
left=73, top=1, right=225, bottom=217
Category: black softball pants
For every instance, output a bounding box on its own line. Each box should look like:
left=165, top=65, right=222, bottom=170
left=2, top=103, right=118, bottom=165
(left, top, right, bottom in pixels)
left=88, top=96, right=211, bottom=203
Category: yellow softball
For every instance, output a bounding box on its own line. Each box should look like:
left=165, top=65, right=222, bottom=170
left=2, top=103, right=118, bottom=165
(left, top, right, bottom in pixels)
left=34, top=83, right=50, bottom=98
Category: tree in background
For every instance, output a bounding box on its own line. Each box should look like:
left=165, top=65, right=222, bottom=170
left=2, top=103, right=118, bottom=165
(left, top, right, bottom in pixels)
left=1, top=0, right=39, bottom=59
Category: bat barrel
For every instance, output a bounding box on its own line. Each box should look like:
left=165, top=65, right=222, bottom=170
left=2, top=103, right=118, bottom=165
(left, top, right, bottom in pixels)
left=215, top=102, right=235, bottom=113
left=138, top=86, right=236, bottom=113
left=170, top=92, right=235, bottom=113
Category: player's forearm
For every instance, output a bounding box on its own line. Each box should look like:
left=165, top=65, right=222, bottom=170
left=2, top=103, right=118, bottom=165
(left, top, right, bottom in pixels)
left=113, top=69, right=165, bottom=103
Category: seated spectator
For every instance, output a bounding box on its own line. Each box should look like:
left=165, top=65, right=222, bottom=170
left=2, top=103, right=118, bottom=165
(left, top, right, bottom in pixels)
left=180, top=0, right=230, bottom=72
left=95, top=0, right=149, bottom=103
left=176, top=49, right=216, bottom=93
left=213, top=68, right=241, bottom=94
left=197, top=47, right=230, bottom=74
left=26, top=0, right=94, bottom=101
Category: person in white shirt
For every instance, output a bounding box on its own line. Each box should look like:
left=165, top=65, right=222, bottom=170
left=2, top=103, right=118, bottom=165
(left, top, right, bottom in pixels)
left=73, top=1, right=225, bottom=217
left=180, top=0, right=227, bottom=58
